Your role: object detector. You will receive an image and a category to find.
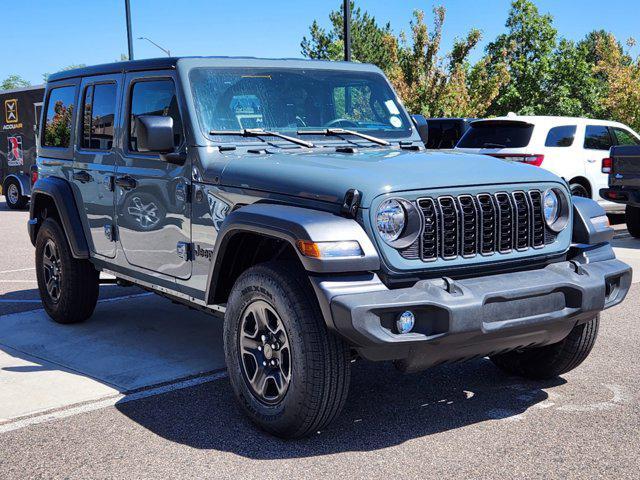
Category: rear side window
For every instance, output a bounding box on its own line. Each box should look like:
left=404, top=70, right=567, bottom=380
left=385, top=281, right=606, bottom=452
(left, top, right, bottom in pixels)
left=545, top=125, right=576, bottom=147
left=43, top=86, right=76, bottom=148
left=457, top=121, right=533, bottom=149
left=584, top=125, right=613, bottom=150
left=611, top=127, right=640, bottom=146
left=129, top=79, right=183, bottom=152
left=81, top=83, right=117, bottom=150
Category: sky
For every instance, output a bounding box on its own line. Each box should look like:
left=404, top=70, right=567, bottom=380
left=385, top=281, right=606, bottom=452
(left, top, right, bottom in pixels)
left=3, top=0, right=639, bottom=86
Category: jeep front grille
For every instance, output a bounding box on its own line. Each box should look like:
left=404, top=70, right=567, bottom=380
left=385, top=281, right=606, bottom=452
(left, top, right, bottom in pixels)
left=412, top=190, right=548, bottom=262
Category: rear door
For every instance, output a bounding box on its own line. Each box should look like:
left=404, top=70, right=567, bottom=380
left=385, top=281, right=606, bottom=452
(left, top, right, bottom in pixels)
left=583, top=125, right=614, bottom=200
left=114, top=71, right=191, bottom=279
left=72, top=75, right=121, bottom=258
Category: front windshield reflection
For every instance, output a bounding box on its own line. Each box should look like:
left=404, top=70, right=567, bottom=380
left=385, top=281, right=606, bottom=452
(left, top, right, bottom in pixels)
left=189, top=67, right=412, bottom=142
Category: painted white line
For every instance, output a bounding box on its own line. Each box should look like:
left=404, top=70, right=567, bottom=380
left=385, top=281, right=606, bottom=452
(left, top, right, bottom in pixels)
left=0, top=292, right=153, bottom=307
left=0, top=299, right=42, bottom=304
left=0, top=280, right=37, bottom=283
left=0, top=267, right=36, bottom=275
left=0, top=370, right=228, bottom=434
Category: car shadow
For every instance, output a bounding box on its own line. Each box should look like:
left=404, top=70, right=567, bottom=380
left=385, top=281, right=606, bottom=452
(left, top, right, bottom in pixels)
left=115, top=358, right=565, bottom=458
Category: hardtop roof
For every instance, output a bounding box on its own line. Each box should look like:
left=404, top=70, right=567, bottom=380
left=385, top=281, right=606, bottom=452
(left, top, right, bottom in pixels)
left=46, top=56, right=382, bottom=83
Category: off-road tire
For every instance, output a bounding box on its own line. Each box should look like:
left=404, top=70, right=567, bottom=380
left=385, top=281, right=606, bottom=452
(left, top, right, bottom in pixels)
left=570, top=182, right=590, bottom=199
left=490, top=316, right=599, bottom=379
left=224, top=262, right=351, bottom=438
left=4, top=179, right=28, bottom=210
left=35, top=218, right=99, bottom=324
left=625, top=205, right=640, bottom=238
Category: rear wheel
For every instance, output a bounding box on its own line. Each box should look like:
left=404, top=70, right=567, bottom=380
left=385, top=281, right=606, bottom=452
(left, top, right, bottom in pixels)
left=4, top=179, right=27, bottom=209
left=570, top=182, right=590, bottom=199
left=490, top=316, right=599, bottom=379
left=35, top=218, right=99, bottom=324
left=224, top=262, right=351, bottom=438
left=625, top=205, right=640, bottom=238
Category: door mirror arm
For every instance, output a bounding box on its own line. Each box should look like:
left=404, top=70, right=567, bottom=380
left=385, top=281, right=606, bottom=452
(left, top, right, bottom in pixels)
left=161, top=152, right=187, bottom=166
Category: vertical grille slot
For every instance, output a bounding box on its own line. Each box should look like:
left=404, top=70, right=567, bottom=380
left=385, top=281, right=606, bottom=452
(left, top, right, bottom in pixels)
left=477, top=194, right=497, bottom=255
left=512, top=191, right=530, bottom=250
left=528, top=190, right=545, bottom=248
left=418, top=198, right=438, bottom=261
left=458, top=195, right=478, bottom=257
left=437, top=197, right=459, bottom=259
left=495, top=193, right=514, bottom=253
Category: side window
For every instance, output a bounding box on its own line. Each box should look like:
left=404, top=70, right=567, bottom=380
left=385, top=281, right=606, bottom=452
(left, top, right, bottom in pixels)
left=81, top=83, right=117, bottom=150
left=129, top=79, right=183, bottom=152
left=545, top=125, right=576, bottom=147
left=42, top=86, right=76, bottom=148
left=612, top=127, right=640, bottom=146
left=584, top=125, right=613, bottom=150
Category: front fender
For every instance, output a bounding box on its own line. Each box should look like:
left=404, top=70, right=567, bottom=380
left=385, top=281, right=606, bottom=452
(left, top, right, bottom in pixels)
left=205, top=204, right=380, bottom=303
left=29, top=176, right=90, bottom=259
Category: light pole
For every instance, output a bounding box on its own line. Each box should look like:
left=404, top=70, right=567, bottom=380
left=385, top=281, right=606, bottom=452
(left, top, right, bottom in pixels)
left=125, top=0, right=134, bottom=60
left=343, top=0, right=351, bottom=62
left=137, top=37, right=171, bottom=57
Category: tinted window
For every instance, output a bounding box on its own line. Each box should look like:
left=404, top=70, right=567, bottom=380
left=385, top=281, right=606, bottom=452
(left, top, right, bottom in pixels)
left=545, top=125, right=576, bottom=147
left=81, top=83, right=117, bottom=150
left=43, top=86, right=75, bottom=148
left=129, top=79, right=182, bottom=152
left=457, top=121, right=533, bottom=149
left=427, top=120, right=465, bottom=149
left=584, top=125, right=613, bottom=150
left=612, top=127, right=640, bottom=146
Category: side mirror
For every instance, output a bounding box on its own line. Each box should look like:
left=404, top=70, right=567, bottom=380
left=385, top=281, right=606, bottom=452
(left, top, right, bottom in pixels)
left=135, top=115, right=175, bottom=153
left=411, top=114, right=429, bottom=146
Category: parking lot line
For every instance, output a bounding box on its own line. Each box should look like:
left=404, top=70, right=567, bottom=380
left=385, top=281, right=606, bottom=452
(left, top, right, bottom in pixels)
left=0, top=267, right=36, bottom=274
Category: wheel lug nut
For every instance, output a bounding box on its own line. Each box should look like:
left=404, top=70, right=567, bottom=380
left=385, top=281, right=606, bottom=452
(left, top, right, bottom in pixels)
left=258, top=346, right=262, bottom=351
left=270, top=360, right=276, bottom=366
left=262, top=361, right=267, bottom=366
left=261, top=335, right=267, bottom=342
left=271, top=344, right=277, bottom=350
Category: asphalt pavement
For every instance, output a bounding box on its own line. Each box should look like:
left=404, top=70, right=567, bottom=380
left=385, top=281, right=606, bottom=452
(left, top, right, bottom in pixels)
left=0, top=196, right=639, bottom=479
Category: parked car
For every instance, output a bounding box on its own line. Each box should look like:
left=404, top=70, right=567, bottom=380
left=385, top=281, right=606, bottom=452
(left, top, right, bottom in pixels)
left=600, top=145, right=640, bottom=237
left=0, top=85, right=45, bottom=209
left=424, top=117, right=475, bottom=149
left=29, top=58, right=630, bottom=438
left=454, top=115, right=640, bottom=212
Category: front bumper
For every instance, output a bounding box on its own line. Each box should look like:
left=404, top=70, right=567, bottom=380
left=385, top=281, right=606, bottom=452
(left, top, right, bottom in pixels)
left=312, top=245, right=631, bottom=372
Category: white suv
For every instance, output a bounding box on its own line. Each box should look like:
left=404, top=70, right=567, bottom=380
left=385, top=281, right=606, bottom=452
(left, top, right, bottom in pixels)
left=455, top=115, right=640, bottom=212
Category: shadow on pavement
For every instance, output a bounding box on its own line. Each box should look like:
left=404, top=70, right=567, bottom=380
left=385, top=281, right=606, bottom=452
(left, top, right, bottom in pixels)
left=116, top=358, right=565, bottom=457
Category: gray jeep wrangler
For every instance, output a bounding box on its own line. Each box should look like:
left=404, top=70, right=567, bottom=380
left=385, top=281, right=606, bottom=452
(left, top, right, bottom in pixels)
left=29, top=57, right=631, bottom=438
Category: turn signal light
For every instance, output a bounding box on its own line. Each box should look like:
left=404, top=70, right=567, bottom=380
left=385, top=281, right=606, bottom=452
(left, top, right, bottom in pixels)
left=602, top=157, right=613, bottom=174
left=296, top=240, right=363, bottom=259
left=30, top=166, right=38, bottom=186
left=489, top=154, right=544, bottom=167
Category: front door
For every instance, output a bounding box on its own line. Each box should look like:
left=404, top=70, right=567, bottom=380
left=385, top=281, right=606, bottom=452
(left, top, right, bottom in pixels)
left=72, top=75, right=121, bottom=258
left=115, top=72, right=191, bottom=279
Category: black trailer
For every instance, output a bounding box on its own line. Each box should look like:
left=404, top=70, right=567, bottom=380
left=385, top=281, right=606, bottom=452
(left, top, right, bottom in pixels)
left=0, top=85, right=45, bottom=209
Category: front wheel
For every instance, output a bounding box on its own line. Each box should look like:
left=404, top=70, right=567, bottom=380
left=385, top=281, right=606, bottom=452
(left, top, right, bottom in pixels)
left=223, top=262, right=351, bottom=438
left=490, top=316, right=599, bottom=379
left=570, top=182, right=590, bottom=199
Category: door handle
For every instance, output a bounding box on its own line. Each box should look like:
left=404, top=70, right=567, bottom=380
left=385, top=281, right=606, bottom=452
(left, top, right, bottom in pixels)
left=115, top=175, right=137, bottom=190
left=73, top=170, right=93, bottom=183
left=587, top=159, right=597, bottom=163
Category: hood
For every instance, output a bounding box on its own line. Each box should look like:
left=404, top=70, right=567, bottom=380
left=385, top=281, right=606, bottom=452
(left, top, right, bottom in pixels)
left=215, top=148, right=564, bottom=207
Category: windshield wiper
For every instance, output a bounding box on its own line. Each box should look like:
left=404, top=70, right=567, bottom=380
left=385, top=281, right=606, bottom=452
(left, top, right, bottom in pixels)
left=209, top=129, right=315, bottom=148
left=297, top=128, right=390, bottom=146
left=482, top=142, right=507, bottom=149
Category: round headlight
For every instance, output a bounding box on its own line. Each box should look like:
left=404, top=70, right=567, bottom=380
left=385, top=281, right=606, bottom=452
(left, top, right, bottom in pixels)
left=543, top=189, right=560, bottom=227
left=376, top=199, right=406, bottom=243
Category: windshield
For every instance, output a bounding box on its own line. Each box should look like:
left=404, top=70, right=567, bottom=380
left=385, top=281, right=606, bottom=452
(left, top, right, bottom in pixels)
left=189, top=67, right=412, bottom=143
left=457, top=121, right=534, bottom=149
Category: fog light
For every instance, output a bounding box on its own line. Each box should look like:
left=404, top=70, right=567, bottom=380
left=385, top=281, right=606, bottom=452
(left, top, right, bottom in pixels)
left=396, top=311, right=415, bottom=334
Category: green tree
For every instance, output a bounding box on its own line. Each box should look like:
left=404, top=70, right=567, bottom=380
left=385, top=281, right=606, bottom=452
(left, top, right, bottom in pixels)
left=485, top=0, right=557, bottom=115
left=1, top=75, right=31, bottom=90
left=301, top=1, right=396, bottom=69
